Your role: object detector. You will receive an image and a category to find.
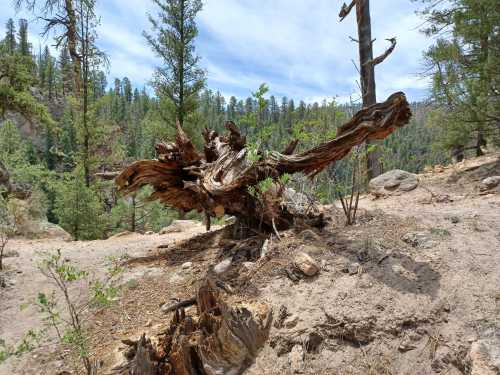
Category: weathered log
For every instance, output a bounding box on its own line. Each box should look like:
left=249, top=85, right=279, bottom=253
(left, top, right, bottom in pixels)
left=111, top=278, right=272, bottom=375
left=116, top=92, right=411, bottom=231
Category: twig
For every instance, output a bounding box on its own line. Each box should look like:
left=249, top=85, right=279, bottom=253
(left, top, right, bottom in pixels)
left=160, top=297, right=196, bottom=313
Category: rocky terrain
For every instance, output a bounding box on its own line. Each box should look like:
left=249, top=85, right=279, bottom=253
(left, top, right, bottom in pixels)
left=0, top=153, right=499, bottom=375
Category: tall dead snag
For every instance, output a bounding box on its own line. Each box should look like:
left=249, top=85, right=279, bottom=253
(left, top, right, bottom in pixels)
left=339, top=0, right=398, bottom=179
left=116, top=92, right=411, bottom=232
left=112, top=278, right=272, bottom=374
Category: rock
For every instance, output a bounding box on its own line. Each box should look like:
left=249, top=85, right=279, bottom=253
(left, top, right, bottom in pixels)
left=108, top=231, right=133, bottom=239
left=242, top=262, right=255, bottom=271
left=434, top=165, right=445, bottom=173
left=160, top=220, right=202, bottom=234
left=37, top=221, right=72, bottom=241
left=449, top=216, right=460, bottom=224
left=260, top=239, right=270, bottom=258
left=293, top=252, right=319, bottom=277
left=304, top=332, right=323, bottom=353
left=401, top=231, right=434, bottom=249
left=299, top=229, right=320, bottom=242
left=347, top=262, right=360, bottom=275
left=431, top=346, right=453, bottom=372
left=145, top=231, right=154, bottom=235
left=283, top=315, right=299, bottom=329
left=288, top=345, right=304, bottom=373
left=469, top=338, right=500, bottom=375
left=181, top=262, right=192, bottom=270
left=479, top=176, right=500, bottom=191
left=214, top=258, right=232, bottom=274
left=369, top=169, right=419, bottom=196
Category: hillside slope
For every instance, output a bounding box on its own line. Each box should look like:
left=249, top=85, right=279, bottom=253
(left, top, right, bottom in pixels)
left=1, top=154, right=499, bottom=375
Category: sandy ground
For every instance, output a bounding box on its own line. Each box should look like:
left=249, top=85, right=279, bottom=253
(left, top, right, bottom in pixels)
left=1, top=154, right=499, bottom=375
left=0, top=223, right=212, bottom=375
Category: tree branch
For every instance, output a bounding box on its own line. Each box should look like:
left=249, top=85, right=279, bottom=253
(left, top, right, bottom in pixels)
left=364, top=37, right=397, bottom=66
left=339, top=0, right=356, bottom=21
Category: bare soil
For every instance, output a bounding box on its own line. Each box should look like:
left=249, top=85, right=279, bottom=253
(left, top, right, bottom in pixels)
left=1, top=153, right=499, bottom=375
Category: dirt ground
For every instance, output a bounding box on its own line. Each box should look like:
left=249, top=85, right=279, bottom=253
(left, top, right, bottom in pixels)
left=1, top=154, right=499, bottom=375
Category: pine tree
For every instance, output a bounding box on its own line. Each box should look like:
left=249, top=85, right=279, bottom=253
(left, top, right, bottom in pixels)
left=4, top=19, right=16, bottom=54
left=144, top=0, right=205, bottom=128
left=418, top=0, right=500, bottom=158
left=17, top=19, right=30, bottom=56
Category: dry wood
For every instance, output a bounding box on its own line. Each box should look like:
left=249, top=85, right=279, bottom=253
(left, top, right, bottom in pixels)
left=111, top=278, right=272, bottom=375
left=116, top=92, right=411, bottom=232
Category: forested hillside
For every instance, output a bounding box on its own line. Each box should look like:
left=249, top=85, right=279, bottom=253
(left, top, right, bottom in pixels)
left=0, top=7, right=465, bottom=241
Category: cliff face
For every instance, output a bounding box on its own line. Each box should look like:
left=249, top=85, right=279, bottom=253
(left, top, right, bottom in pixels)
left=1, top=87, right=65, bottom=151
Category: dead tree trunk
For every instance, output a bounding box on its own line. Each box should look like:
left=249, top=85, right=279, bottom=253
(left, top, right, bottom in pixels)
left=339, top=0, right=397, bottom=179
left=116, top=92, right=411, bottom=233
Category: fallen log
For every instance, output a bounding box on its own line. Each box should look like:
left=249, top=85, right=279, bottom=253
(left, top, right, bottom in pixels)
left=116, top=92, right=411, bottom=231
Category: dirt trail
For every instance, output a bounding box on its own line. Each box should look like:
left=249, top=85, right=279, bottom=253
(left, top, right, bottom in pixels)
left=1, top=154, right=499, bottom=375
left=0, top=224, right=211, bottom=375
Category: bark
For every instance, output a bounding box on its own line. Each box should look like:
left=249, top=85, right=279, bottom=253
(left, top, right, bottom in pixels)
left=111, top=278, right=272, bottom=375
left=339, top=0, right=397, bottom=179
left=116, top=92, right=411, bottom=232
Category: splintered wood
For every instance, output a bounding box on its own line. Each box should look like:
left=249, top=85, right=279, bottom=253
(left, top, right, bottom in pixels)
left=116, top=92, right=411, bottom=231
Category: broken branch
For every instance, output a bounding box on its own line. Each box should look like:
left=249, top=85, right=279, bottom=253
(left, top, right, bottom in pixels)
left=364, top=37, right=397, bottom=66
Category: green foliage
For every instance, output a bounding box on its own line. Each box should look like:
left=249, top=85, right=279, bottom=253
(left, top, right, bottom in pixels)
left=144, top=0, right=206, bottom=128
left=417, top=0, right=500, bottom=156
left=53, top=168, right=106, bottom=240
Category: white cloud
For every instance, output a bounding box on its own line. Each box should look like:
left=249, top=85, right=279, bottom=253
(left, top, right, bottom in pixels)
left=0, top=0, right=434, bottom=101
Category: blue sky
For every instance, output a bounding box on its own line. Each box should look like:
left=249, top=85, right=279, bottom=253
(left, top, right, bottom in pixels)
left=1, top=0, right=432, bottom=103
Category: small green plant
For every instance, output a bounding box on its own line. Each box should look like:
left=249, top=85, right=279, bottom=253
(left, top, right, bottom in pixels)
left=430, top=227, right=451, bottom=236
left=0, top=329, right=45, bottom=364
left=36, top=249, right=122, bottom=374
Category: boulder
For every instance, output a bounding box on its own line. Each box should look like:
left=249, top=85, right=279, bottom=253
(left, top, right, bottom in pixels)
left=159, top=220, right=202, bottom=234
left=470, top=338, right=500, bottom=375
left=293, top=252, right=319, bottom=277
left=214, top=258, right=232, bottom=274
left=369, top=169, right=418, bottom=196
left=479, top=176, right=500, bottom=192
left=38, top=221, right=72, bottom=241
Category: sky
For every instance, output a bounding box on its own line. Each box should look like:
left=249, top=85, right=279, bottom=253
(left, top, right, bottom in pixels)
left=0, top=0, right=433, bottom=103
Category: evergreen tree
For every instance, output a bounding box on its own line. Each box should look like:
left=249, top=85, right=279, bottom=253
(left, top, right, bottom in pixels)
left=17, top=19, right=30, bottom=56
left=53, top=169, right=106, bottom=240
left=4, top=19, right=16, bottom=54
left=417, top=0, right=500, bottom=159
left=144, top=0, right=206, bottom=128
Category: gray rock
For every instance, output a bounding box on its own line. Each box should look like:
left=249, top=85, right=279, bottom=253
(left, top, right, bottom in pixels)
left=401, top=231, right=434, bottom=249
left=160, top=220, right=202, bottom=234
left=214, top=258, right=232, bottom=274
left=288, top=345, right=304, bottom=373
left=479, top=176, right=500, bottom=191
left=293, top=252, right=320, bottom=277
left=369, top=169, right=419, bottom=196
left=260, top=239, right=270, bottom=258
left=283, top=314, right=299, bottom=329
left=469, top=338, right=500, bottom=375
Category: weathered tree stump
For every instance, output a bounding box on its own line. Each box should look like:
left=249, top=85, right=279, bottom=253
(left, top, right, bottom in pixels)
left=111, top=278, right=272, bottom=375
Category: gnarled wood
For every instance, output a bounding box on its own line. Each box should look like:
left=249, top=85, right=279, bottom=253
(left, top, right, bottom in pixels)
left=116, top=92, right=411, bottom=231
left=111, top=278, right=272, bottom=375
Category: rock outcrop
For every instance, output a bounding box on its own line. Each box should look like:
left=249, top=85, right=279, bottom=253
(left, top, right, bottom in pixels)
left=369, top=169, right=419, bottom=196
